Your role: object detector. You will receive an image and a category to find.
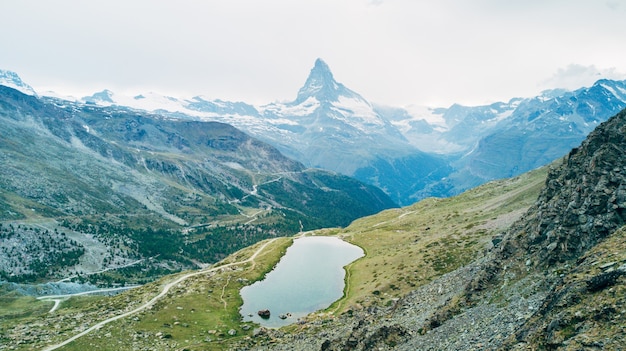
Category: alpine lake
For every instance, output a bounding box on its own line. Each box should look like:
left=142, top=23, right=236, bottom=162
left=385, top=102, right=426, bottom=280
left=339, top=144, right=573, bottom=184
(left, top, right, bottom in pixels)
left=239, top=236, right=364, bottom=328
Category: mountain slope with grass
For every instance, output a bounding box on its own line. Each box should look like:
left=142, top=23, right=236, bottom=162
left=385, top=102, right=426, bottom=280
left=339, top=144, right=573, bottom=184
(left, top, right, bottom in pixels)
left=0, top=85, right=396, bottom=284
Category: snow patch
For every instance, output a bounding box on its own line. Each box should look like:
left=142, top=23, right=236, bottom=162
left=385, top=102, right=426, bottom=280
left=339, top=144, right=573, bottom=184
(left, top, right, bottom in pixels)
left=268, top=118, right=299, bottom=126
left=600, top=83, right=619, bottom=99
left=333, top=96, right=382, bottom=125
left=224, top=162, right=245, bottom=170
left=262, top=97, right=321, bottom=117
left=404, top=105, right=447, bottom=127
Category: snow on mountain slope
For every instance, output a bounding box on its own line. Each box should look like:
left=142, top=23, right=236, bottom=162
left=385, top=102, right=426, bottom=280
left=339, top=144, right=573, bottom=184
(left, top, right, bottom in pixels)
left=82, top=89, right=199, bottom=114
left=332, top=95, right=385, bottom=129
left=263, top=59, right=402, bottom=140
left=261, top=96, right=320, bottom=117
left=0, top=69, right=37, bottom=96
left=403, top=105, right=448, bottom=128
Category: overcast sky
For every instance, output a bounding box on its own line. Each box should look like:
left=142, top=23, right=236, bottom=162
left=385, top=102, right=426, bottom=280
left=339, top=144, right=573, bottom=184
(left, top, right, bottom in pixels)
left=1, top=0, right=625, bottom=107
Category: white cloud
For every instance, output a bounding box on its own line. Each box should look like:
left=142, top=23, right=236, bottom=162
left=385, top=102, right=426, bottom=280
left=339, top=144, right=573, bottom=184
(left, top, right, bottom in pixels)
left=605, top=1, right=622, bottom=11
left=540, top=64, right=626, bottom=91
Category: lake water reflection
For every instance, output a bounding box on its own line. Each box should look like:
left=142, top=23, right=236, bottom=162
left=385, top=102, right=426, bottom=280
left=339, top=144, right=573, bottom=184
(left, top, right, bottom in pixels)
left=239, top=236, right=364, bottom=328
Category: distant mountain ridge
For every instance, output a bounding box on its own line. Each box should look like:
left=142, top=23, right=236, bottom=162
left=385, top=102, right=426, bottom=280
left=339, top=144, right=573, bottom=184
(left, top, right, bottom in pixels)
left=434, top=79, right=626, bottom=197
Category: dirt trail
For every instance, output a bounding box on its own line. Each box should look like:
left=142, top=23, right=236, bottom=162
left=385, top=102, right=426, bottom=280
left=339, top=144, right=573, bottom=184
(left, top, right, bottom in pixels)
left=42, top=238, right=277, bottom=351
left=471, top=176, right=544, bottom=214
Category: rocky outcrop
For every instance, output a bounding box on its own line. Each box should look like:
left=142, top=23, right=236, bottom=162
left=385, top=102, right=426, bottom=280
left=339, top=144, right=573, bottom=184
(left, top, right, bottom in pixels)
left=448, top=110, right=626, bottom=349
left=258, top=309, right=271, bottom=319
left=500, top=227, right=626, bottom=350
left=466, top=107, right=626, bottom=296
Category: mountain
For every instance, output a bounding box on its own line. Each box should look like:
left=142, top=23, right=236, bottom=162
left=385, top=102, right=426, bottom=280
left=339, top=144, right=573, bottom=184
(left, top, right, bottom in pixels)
left=258, top=59, right=452, bottom=205
left=0, top=69, right=37, bottom=96
left=378, top=79, right=626, bottom=199
left=292, top=58, right=360, bottom=104
left=0, top=85, right=396, bottom=283
left=259, top=58, right=416, bottom=172
left=438, top=79, right=626, bottom=196
left=377, top=99, right=521, bottom=153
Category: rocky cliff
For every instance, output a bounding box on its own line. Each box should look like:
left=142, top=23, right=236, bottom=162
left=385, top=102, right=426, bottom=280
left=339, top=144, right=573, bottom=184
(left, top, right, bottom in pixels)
left=467, top=106, right=626, bottom=293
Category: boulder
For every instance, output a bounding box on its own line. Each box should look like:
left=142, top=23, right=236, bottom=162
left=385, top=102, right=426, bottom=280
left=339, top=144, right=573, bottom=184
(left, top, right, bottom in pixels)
left=258, top=309, right=271, bottom=319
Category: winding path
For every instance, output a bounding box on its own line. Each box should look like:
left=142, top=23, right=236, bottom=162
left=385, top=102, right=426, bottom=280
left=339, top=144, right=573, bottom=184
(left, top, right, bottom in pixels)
left=42, top=238, right=278, bottom=351
left=55, top=258, right=145, bottom=283
left=37, top=286, right=140, bottom=313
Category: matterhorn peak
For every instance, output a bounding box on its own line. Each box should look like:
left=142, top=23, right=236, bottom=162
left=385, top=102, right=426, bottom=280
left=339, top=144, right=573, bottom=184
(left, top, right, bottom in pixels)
left=309, top=58, right=335, bottom=84
left=293, top=58, right=361, bottom=105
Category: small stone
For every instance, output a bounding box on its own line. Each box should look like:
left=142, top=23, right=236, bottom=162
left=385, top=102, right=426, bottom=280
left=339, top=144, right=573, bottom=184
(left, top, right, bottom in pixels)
left=599, top=262, right=616, bottom=270
left=253, top=328, right=267, bottom=337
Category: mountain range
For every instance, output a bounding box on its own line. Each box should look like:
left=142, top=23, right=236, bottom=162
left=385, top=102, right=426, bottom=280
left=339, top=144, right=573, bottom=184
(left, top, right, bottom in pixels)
left=32, top=60, right=626, bottom=205
left=0, top=83, right=395, bottom=283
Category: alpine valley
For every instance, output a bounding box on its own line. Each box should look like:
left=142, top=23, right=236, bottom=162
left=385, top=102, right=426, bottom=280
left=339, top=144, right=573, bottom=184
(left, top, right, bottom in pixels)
left=1, top=63, right=626, bottom=351
left=0, top=72, right=395, bottom=285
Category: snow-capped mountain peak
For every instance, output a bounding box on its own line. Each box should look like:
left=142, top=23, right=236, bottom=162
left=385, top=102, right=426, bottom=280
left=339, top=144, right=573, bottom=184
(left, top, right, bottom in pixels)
left=293, top=58, right=362, bottom=104
left=83, top=89, right=115, bottom=104
left=0, top=70, right=37, bottom=96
